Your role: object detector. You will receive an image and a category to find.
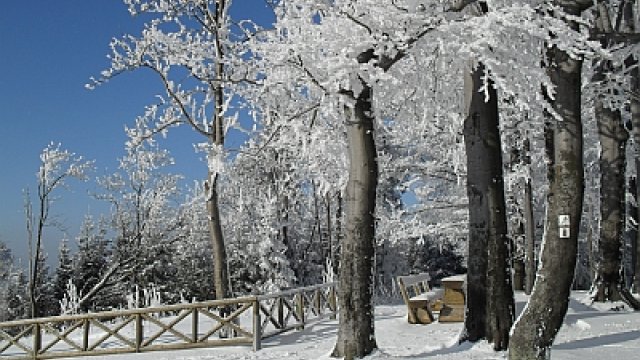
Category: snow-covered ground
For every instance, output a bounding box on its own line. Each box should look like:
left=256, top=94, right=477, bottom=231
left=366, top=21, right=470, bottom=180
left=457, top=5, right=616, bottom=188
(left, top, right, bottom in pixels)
left=62, top=291, right=640, bottom=360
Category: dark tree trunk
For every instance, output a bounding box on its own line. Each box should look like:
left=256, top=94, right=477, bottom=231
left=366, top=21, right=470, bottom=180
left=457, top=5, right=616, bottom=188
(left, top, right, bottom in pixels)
left=509, top=4, right=586, bottom=358
left=631, top=18, right=640, bottom=294
left=331, top=83, right=378, bottom=359
left=635, top=164, right=640, bottom=293
left=593, top=98, right=627, bottom=301
left=461, top=62, right=514, bottom=350
left=590, top=0, right=637, bottom=305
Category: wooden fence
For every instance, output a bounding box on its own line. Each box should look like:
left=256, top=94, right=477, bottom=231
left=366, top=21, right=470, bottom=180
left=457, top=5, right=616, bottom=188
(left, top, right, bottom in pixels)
left=0, top=283, right=336, bottom=360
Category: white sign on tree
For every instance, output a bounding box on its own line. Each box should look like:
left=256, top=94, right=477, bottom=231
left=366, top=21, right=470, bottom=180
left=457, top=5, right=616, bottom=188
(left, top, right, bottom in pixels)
left=559, top=215, right=570, bottom=238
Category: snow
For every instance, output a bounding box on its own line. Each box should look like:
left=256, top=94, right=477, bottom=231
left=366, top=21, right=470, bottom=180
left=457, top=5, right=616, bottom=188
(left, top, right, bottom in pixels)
left=58, top=291, right=640, bottom=360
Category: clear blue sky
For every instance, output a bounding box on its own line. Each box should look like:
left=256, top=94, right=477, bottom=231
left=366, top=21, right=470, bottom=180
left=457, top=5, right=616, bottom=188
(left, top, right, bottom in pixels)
left=0, top=1, right=274, bottom=267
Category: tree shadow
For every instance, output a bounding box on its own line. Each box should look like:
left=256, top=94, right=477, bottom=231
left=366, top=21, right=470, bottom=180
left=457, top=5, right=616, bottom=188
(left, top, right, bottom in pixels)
left=376, top=340, right=477, bottom=359
left=261, top=322, right=338, bottom=348
left=564, top=297, right=633, bottom=323
left=553, top=330, right=640, bottom=350
left=563, top=310, right=627, bottom=324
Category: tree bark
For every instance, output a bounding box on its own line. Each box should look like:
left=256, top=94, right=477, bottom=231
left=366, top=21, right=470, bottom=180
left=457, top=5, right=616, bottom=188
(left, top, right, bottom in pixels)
left=461, top=61, right=514, bottom=350
left=509, top=5, right=586, bottom=358
left=635, top=162, right=640, bottom=294
left=593, top=97, right=627, bottom=301
left=631, top=17, right=640, bottom=295
left=205, top=177, right=229, bottom=300
left=590, top=0, right=637, bottom=305
left=207, top=0, right=230, bottom=303
left=331, top=82, right=378, bottom=359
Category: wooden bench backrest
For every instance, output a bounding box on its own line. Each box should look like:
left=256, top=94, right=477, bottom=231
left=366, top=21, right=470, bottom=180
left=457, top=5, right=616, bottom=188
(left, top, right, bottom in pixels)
left=397, top=273, right=431, bottom=303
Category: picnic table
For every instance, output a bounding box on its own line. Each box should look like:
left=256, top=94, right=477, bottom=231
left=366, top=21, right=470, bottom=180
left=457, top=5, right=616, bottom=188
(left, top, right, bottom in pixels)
left=397, top=273, right=468, bottom=324
left=438, top=274, right=466, bottom=322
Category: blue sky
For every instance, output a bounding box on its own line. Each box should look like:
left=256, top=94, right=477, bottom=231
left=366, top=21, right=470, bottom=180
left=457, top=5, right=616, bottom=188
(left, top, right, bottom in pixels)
left=0, top=1, right=274, bottom=266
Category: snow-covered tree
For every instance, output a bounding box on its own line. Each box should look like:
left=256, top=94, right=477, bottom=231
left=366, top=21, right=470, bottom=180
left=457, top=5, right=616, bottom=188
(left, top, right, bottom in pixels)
left=53, top=236, right=73, bottom=307
left=97, top=144, right=183, bottom=306
left=173, top=187, right=215, bottom=301
left=509, top=1, right=596, bottom=358
left=72, top=215, right=114, bottom=312
left=25, top=143, right=93, bottom=318
left=4, top=270, right=29, bottom=322
left=0, top=240, right=15, bottom=321
left=91, top=0, right=264, bottom=303
left=250, top=1, right=596, bottom=357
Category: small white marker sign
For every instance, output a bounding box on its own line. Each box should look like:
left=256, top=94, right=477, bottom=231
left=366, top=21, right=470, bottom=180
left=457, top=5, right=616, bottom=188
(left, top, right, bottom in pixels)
left=558, top=215, right=570, bottom=226
left=559, top=215, right=570, bottom=238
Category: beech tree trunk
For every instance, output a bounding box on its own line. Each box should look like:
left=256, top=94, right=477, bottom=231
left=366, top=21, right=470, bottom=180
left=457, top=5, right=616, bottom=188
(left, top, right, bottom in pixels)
left=591, top=0, right=636, bottom=305
left=629, top=5, right=640, bottom=294
left=461, top=61, right=514, bottom=350
left=635, top=162, right=640, bottom=293
left=593, top=97, right=627, bottom=301
left=509, top=4, right=587, bottom=358
left=332, top=82, right=378, bottom=359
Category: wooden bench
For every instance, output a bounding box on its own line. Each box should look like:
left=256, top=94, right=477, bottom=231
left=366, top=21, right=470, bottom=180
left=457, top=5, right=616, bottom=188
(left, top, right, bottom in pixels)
left=397, top=273, right=443, bottom=324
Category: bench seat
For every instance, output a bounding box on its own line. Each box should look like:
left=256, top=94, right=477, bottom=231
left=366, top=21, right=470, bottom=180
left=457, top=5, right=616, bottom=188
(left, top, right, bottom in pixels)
left=410, top=288, right=444, bottom=302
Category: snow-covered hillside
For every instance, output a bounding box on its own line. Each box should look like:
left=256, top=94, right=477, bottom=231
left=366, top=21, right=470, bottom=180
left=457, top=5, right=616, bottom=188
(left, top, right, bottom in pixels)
left=61, top=291, right=640, bottom=360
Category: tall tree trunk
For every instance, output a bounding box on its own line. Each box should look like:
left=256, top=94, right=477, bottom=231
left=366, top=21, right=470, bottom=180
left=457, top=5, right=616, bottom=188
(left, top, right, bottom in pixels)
left=331, top=82, right=378, bottom=360
left=589, top=0, right=629, bottom=303
left=629, top=3, right=640, bottom=294
left=509, top=4, right=587, bottom=358
left=593, top=97, right=627, bottom=301
left=590, top=0, right=640, bottom=308
left=207, top=0, right=230, bottom=302
left=635, top=161, right=640, bottom=293
left=461, top=61, right=514, bottom=350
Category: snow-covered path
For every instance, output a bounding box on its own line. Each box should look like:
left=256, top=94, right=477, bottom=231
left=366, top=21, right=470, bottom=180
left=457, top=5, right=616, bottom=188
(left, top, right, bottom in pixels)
left=62, top=291, right=640, bottom=360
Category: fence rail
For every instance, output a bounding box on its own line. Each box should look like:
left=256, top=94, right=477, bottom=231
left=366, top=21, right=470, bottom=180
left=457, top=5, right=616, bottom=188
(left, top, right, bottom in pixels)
left=0, top=283, right=336, bottom=360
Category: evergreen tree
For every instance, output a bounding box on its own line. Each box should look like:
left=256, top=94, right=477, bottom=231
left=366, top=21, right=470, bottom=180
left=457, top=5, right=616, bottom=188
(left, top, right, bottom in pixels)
left=0, top=240, right=14, bottom=321
left=98, top=145, right=184, bottom=306
left=33, top=249, right=57, bottom=317
left=53, top=237, right=73, bottom=307
left=5, top=270, right=29, bottom=321
left=72, top=216, right=114, bottom=312
left=408, top=236, right=466, bottom=281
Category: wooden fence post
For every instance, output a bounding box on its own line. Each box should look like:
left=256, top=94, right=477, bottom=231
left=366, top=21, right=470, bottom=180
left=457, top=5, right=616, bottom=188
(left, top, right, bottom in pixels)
left=192, top=308, right=199, bottom=343
left=329, top=285, right=337, bottom=320
left=135, top=314, right=143, bottom=352
left=315, top=288, right=322, bottom=316
left=83, top=319, right=90, bottom=351
left=277, top=298, right=284, bottom=329
left=32, top=323, right=41, bottom=360
left=253, top=300, right=262, bottom=351
left=296, top=292, right=305, bottom=330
